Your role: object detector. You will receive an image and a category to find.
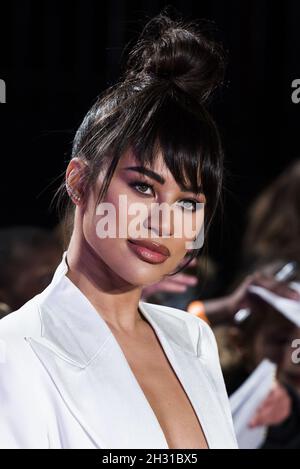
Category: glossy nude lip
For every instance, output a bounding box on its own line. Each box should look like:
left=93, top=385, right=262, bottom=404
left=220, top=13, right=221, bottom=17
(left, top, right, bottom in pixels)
left=127, top=238, right=170, bottom=264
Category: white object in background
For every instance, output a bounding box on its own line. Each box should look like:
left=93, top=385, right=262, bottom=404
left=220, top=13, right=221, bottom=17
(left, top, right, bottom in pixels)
left=289, top=281, right=300, bottom=294
left=248, top=281, right=300, bottom=327
left=230, top=359, right=277, bottom=449
left=234, top=262, right=298, bottom=323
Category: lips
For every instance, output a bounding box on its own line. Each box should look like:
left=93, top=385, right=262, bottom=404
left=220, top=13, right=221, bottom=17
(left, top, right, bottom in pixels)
left=127, top=238, right=170, bottom=264
left=128, top=239, right=170, bottom=256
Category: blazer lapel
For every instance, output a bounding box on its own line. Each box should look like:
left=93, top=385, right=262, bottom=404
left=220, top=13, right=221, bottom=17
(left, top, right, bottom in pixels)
left=26, top=328, right=169, bottom=448
left=138, top=303, right=236, bottom=449
left=25, top=252, right=233, bottom=449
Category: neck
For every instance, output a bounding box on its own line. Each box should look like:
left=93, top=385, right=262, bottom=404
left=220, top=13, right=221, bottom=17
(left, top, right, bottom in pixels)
left=65, top=224, right=145, bottom=333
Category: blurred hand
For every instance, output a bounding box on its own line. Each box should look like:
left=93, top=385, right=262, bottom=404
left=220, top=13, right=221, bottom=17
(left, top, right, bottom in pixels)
left=141, top=258, right=198, bottom=300
left=226, top=271, right=300, bottom=319
left=250, top=272, right=300, bottom=300
left=248, top=381, right=291, bottom=428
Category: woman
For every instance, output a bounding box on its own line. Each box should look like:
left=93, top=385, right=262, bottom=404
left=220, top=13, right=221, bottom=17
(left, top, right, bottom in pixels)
left=0, top=12, right=237, bottom=449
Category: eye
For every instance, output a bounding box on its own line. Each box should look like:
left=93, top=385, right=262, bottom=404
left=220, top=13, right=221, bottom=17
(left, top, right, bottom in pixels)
left=129, top=180, right=155, bottom=196
left=128, top=180, right=205, bottom=210
left=178, top=199, right=202, bottom=212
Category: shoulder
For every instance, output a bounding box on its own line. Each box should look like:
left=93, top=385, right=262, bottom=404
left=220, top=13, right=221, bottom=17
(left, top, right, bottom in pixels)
left=143, top=301, right=219, bottom=358
left=0, top=297, right=50, bottom=448
left=0, top=295, right=43, bottom=377
left=0, top=295, right=41, bottom=349
left=144, top=300, right=210, bottom=329
left=145, top=301, right=226, bottom=389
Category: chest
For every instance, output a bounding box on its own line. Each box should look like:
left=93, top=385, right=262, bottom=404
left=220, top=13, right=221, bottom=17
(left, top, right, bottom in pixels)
left=113, top=325, right=209, bottom=449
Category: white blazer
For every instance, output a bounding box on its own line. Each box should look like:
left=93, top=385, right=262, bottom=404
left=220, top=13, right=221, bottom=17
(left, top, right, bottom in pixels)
left=0, top=252, right=238, bottom=449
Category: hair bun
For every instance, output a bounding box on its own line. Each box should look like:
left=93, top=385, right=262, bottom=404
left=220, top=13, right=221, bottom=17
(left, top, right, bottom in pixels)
left=124, top=11, right=226, bottom=103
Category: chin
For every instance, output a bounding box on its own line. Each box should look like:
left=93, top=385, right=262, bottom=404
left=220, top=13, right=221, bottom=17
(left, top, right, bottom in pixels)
left=118, top=262, right=167, bottom=287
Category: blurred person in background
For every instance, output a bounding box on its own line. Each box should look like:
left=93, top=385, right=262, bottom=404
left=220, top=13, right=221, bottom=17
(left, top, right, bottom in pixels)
left=0, top=226, right=62, bottom=318
left=242, top=159, right=300, bottom=272
left=219, top=279, right=300, bottom=449
left=209, top=161, right=300, bottom=449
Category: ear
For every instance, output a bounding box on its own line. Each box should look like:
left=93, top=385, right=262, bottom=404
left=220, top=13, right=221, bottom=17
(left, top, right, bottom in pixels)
left=65, top=158, right=89, bottom=205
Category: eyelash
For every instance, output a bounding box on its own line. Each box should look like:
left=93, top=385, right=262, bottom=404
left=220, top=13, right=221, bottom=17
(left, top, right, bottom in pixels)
left=129, top=180, right=202, bottom=212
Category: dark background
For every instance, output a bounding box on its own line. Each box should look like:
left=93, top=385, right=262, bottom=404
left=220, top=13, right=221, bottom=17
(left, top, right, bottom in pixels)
left=1, top=0, right=300, bottom=293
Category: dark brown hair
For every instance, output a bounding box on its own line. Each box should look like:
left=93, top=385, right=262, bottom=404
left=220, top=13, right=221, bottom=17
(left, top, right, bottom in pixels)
left=242, top=160, right=300, bottom=269
left=55, top=9, right=227, bottom=275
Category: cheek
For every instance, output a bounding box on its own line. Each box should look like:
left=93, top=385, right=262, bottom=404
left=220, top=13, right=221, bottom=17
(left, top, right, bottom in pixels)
left=80, top=187, right=142, bottom=269
left=94, top=181, right=137, bottom=237
left=82, top=181, right=122, bottom=241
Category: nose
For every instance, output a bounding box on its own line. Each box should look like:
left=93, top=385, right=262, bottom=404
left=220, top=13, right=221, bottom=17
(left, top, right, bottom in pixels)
left=144, top=202, right=175, bottom=238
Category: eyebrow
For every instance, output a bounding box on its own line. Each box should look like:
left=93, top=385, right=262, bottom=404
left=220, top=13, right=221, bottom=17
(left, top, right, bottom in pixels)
left=123, top=166, right=204, bottom=195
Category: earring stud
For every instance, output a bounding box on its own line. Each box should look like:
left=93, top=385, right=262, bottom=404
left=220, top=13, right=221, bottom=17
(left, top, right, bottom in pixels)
left=66, top=182, right=81, bottom=202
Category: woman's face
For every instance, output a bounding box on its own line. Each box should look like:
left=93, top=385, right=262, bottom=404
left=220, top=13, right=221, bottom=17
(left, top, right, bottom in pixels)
left=77, top=148, right=206, bottom=287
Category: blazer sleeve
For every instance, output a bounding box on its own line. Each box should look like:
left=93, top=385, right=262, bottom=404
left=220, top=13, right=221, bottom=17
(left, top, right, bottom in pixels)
left=0, top=336, right=49, bottom=449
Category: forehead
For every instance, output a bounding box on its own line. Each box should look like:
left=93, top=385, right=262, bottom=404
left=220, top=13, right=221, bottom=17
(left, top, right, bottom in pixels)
left=118, top=146, right=170, bottom=177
